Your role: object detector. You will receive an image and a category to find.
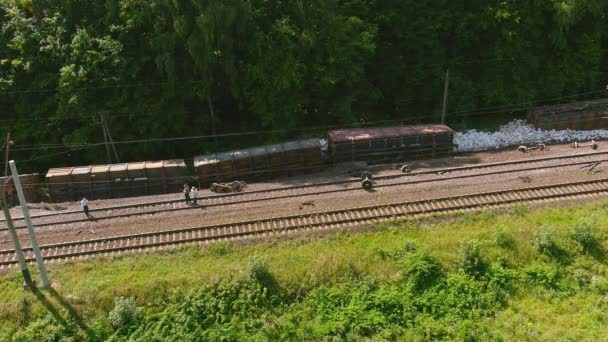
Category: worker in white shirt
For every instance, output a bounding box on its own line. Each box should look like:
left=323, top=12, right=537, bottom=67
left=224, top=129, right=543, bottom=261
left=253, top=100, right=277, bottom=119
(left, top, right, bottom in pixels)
left=80, top=197, right=91, bottom=218
left=191, top=186, right=198, bottom=205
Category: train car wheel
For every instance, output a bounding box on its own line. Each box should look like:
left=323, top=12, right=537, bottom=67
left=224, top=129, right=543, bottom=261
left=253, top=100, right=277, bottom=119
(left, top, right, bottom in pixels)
left=400, top=164, right=411, bottom=174
left=361, top=171, right=373, bottom=180
left=362, top=179, right=373, bottom=190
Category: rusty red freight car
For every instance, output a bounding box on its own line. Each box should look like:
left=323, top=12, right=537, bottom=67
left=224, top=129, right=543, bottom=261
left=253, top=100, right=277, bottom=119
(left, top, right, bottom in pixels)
left=328, top=124, right=454, bottom=164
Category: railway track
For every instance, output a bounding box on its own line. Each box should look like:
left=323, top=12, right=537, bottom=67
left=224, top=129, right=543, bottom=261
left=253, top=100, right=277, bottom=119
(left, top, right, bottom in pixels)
left=2, top=177, right=608, bottom=270
left=2, top=150, right=607, bottom=231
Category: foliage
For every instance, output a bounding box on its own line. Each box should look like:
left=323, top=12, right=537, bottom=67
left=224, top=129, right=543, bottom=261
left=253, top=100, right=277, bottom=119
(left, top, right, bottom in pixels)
left=248, top=257, right=272, bottom=286
left=400, top=248, right=445, bottom=291
left=534, top=225, right=557, bottom=255
left=108, top=297, right=138, bottom=330
left=493, top=225, right=512, bottom=248
left=5, top=202, right=608, bottom=340
left=1, top=0, right=608, bottom=172
left=9, top=314, right=80, bottom=342
left=458, top=239, right=484, bottom=276
left=570, top=219, right=598, bottom=251
left=116, top=280, right=271, bottom=341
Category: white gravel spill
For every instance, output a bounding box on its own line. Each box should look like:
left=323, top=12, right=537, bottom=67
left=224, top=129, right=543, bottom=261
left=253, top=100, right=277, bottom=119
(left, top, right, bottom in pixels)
left=454, top=120, right=608, bottom=152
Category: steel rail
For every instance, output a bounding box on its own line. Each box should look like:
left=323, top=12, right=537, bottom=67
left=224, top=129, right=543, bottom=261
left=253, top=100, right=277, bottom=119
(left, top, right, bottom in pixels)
left=2, top=149, right=607, bottom=223
left=2, top=153, right=606, bottom=231
left=1, top=177, right=607, bottom=269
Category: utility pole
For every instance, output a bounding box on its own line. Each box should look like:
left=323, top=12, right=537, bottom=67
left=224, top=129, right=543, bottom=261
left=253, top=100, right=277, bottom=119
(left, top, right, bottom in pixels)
left=100, top=114, right=113, bottom=164
left=4, top=133, right=9, bottom=177
left=207, top=96, right=218, bottom=146
left=103, top=114, right=120, bottom=163
left=441, top=68, right=450, bottom=124
left=9, top=160, right=49, bottom=288
left=100, top=114, right=120, bottom=164
left=1, top=133, right=33, bottom=287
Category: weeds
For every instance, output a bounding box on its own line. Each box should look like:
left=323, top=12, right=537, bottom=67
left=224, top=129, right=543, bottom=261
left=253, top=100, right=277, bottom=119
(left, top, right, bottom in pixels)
left=534, top=225, right=556, bottom=255
left=493, top=226, right=512, bottom=248
left=458, top=239, right=484, bottom=276
left=570, top=219, right=598, bottom=252
left=511, top=203, right=530, bottom=217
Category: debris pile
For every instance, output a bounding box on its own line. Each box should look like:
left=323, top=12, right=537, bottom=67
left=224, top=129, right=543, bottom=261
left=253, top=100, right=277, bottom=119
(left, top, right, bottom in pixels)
left=454, top=120, right=608, bottom=152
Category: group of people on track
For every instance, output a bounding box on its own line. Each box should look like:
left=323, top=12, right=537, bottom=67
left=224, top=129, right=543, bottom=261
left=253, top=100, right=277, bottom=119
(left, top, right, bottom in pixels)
left=79, top=183, right=201, bottom=218
left=183, top=184, right=198, bottom=205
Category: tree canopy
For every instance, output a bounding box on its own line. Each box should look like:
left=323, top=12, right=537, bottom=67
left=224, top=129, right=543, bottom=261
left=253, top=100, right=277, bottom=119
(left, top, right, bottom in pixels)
left=1, top=0, right=607, bottom=172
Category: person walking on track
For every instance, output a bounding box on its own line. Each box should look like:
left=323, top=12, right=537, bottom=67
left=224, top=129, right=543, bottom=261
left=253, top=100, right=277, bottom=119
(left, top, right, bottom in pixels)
left=183, top=184, right=191, bottom=204
left=80, top=197, right=91, bottom=218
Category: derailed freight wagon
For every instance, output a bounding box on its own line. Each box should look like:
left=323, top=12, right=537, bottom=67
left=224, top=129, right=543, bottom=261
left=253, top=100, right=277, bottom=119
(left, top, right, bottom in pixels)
left=528, top=99, right=608, bottom=130
left=46, top=160, right=188, bottom=202
left=328, top=124, right=454, bottom=164
left=0, top=174, right=41, bottom=205
left=194, top=139, right=323, bottom=185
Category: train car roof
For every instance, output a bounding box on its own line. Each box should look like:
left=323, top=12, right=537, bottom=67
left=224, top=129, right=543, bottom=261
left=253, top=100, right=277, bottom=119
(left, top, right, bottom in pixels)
left=328, top=124, right=453, bottom=143
left=194, top=139, right=321, bottom=167
left=46, top=159, right=186, bottom=178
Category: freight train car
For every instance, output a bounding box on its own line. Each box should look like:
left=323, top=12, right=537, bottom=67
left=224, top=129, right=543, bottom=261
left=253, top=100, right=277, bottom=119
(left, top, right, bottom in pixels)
left=12, top=124, right=458, bottom=203
left=0, top=174, right=41, bottom=205
left=194, top=139, right=323, bottom=185
left=328, top=124, right=453, bottom=164
left=528, top=99, right=608, bottom=130
left=45, top=160, right=189, bottom=202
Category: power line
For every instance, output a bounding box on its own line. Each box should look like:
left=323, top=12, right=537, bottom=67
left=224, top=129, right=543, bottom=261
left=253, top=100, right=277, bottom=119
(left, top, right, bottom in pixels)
left=0, top=79, right=205, bottom=96
left=448, top=89, right=608, bottom=117
left=7, top=116, right=434, bottom=153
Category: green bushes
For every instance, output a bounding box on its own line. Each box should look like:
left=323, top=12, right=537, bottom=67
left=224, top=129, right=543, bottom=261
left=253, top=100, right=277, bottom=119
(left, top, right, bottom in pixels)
left=534, top=225, right=557, bottom=255
left=493, top=226, right=512, bottom=248
left=570, top=220, right=598, bottom=252
left=400, top=249, right=445, bottom=291
left=9, top=314, right=79, bottom=342
left=458, top=239, right=484, bottom=276
left=108, top=297, right=138, bottom=330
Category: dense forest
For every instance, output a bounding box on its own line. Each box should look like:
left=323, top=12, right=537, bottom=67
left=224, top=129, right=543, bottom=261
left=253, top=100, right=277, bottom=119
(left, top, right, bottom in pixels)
left=1, top=0, right=608, bottom=172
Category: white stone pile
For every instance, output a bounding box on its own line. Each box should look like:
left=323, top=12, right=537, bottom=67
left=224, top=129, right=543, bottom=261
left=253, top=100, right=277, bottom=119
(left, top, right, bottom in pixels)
left=454, top=119, right=608, bottom=152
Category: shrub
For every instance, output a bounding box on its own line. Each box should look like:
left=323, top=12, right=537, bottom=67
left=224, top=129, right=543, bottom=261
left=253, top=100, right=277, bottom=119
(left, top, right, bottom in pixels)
left=493, top=226, right=511, bottom=248
left=108, top=297, right=138, bottom=330
left=401, top=249, right=444, bottom=291
left=570, top=220, right=597, bottom=251
left=458, top=239, right=483, bottom=276
left=10, top=314, right=76, bottom=341
left=248, top=258, right=272, bottom=285
left=534, top=225, right=556, bottom=255
left=402, top=239, right=418, bottom=253
left=523, top=265, right=560, bottom=290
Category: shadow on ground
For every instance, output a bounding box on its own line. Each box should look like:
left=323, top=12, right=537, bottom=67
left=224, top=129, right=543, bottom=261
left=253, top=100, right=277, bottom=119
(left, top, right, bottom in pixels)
left=31, top=286, right=95, bottom=340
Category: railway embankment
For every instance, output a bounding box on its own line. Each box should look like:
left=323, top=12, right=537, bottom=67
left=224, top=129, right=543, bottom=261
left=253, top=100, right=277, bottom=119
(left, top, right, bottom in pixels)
left=1, top=200, right=607, bottom=340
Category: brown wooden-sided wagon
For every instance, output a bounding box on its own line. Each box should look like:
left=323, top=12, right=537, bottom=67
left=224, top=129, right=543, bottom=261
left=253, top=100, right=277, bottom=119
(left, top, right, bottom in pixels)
left=46, top=160, right=188, bottom=202
left=327, top=124, right=454, bottom=164
left=194, top=139, right=323, bottom=186
left=528, top=99, right=608, bottom=130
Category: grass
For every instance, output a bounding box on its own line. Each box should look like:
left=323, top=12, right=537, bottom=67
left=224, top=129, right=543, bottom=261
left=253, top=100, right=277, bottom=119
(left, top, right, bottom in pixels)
left=1, top=200, right=608, bottom=339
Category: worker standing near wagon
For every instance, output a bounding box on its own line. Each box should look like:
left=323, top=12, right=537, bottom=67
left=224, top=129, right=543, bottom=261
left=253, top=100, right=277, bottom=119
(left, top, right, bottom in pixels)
left=80, top=197, right=91, bottom=218
left=191, top=186, right=198, bottom=205
left=183, top=184, right=191, bottom=204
